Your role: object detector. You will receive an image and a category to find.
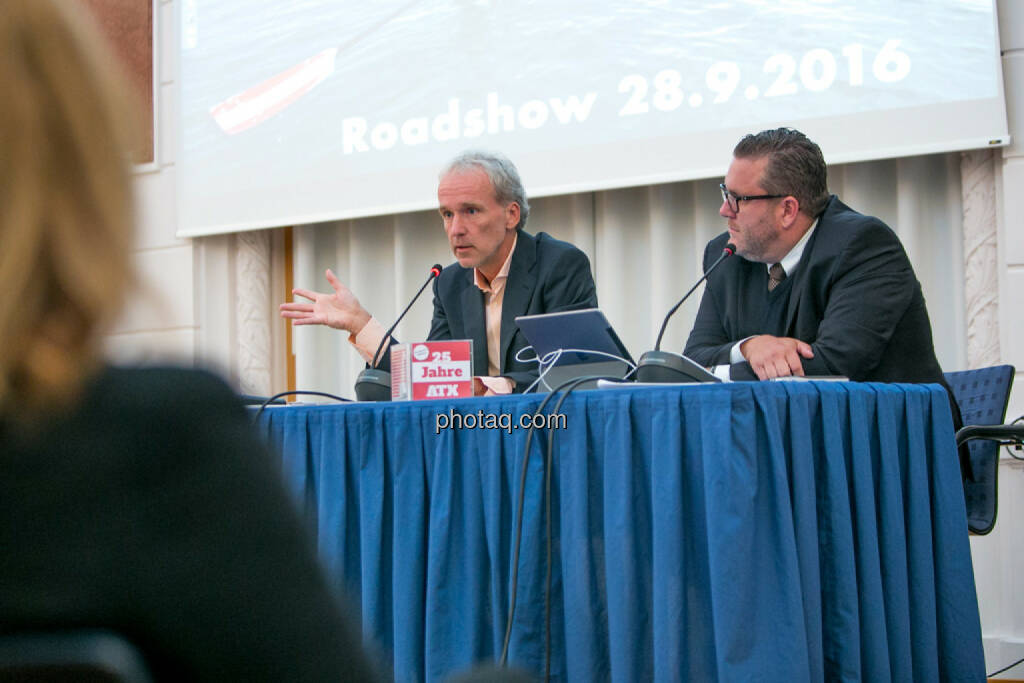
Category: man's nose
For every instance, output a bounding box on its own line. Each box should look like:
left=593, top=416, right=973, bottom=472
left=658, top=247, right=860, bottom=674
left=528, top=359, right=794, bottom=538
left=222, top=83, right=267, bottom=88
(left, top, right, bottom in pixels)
left=719, top=200, right=735, bottom=218
left=448, top=214, right=466, bottom=234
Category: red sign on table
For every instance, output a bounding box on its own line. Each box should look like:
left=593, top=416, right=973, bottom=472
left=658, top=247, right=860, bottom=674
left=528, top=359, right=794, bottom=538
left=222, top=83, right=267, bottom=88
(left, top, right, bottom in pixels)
left=390, top=340, right=474, bottom=401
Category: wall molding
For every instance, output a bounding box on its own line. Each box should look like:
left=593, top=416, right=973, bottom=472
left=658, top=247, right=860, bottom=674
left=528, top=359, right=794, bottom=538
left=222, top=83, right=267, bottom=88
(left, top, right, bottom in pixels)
left=961, top=149, right=1000, bottom=369
left=235, top=230, right=273, bottom=396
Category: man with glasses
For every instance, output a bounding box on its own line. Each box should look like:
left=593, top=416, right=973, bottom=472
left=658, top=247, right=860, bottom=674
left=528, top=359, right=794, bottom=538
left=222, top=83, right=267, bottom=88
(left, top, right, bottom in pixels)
left=683, top=127, right=949, bottom=389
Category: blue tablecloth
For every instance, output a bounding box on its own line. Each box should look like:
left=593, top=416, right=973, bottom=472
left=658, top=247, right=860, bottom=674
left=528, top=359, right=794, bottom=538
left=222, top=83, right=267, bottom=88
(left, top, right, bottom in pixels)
left=257, top=381, right=984, bottom=682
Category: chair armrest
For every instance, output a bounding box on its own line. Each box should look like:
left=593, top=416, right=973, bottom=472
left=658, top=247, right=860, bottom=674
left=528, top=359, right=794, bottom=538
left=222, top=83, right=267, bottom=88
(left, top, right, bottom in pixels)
left=956, top=424, right=1024, bottom=448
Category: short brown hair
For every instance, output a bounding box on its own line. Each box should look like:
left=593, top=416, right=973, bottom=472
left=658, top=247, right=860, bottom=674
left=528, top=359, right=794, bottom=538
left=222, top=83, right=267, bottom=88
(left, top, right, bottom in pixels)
left=0, top=0, right=139, bottom=415
left=733, top=128, right=830, bottom=218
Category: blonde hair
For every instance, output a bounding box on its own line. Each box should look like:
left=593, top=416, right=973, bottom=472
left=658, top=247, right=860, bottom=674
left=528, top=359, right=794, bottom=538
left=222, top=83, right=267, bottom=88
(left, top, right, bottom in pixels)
left=0, top=0, right=138, bottom=414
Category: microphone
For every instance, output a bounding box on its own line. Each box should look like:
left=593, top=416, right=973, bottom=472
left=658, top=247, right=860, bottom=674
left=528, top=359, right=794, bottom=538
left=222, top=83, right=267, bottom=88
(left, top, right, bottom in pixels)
left=635, top=243, right=735, bottom=383
left=354, top=263, right=443, bottom=401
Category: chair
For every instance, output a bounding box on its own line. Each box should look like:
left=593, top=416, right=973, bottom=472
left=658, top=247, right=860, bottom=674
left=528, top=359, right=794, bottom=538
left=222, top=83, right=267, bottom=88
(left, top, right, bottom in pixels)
left=944, top=365, right=1018, bottom=535
left=0, top=630, right=152, bottom=682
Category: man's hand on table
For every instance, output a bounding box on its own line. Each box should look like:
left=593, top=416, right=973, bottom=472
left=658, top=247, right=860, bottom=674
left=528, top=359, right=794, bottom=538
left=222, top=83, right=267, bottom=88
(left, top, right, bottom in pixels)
left=740, top=335, right=814, bottom=380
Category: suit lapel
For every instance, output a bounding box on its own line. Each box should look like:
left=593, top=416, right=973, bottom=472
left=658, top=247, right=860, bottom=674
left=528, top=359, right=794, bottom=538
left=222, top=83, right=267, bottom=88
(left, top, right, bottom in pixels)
left=500, top=231, right=537, bottom=372
left=784, top=209, right=827, bottom=330
left=459, top=270, right=488, bottom=376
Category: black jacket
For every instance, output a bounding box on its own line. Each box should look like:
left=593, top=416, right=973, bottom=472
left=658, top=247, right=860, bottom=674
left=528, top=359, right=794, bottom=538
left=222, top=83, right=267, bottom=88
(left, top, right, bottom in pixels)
left=684, top=195, right=946, bottom=385
left=380, top=230, right=598, bottom=390
left=0, top=366, right=378, bottom=681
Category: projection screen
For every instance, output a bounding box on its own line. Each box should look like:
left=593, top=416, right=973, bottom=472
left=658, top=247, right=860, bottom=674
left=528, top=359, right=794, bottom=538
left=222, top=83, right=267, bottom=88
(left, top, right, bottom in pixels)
left=176, top=0, right=1008, bottom=237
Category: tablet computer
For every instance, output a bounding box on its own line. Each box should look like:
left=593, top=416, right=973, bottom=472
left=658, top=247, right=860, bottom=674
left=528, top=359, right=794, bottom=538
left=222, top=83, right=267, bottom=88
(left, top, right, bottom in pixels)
left=514, top=308, right=634, bottom=366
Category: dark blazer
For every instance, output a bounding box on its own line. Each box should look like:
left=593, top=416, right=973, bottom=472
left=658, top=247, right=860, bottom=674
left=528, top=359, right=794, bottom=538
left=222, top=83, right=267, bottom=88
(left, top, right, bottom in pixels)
left=381, top=230, right=598, bottom=391
left=0, top=366, right=377, bottom=682
left=684, top=195, right=947, bottom=385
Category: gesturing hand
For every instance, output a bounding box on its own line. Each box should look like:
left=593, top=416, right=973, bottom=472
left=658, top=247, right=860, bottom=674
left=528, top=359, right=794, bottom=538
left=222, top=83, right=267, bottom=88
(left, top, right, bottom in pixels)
left=739, top=335, right=815, bottom=380
left=279, top=269, right=372, bottom=334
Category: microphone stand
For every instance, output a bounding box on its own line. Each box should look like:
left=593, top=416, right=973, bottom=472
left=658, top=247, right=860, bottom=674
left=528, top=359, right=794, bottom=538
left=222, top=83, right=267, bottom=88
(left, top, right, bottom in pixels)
left=635, top=243, right=735, bottom=383
left=354, top=264, right=442, bottom=401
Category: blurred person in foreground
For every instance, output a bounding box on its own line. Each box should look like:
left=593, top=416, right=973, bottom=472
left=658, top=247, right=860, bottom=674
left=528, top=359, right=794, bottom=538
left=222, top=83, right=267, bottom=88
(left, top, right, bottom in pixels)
left=0, top=1, right=377, bottom=679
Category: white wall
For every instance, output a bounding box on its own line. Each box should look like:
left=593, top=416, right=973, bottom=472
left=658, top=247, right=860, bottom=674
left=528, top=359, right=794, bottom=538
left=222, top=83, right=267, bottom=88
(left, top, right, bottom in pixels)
left=105, top=0, right=196, bottom=366
left=106, top=0, right=286, bottom=394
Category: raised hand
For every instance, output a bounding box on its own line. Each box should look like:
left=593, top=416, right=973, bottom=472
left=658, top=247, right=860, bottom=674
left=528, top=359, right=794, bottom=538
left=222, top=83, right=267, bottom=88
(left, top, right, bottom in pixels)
left=279, top=269, right=372, bottom=334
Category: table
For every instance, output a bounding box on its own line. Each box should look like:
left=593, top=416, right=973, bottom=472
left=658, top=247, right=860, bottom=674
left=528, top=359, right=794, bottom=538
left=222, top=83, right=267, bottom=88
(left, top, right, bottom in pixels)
left=257, top=381, right=984, bottom=681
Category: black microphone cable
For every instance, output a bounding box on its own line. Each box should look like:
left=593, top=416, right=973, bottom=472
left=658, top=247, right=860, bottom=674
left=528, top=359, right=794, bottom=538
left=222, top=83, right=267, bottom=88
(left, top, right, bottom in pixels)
left=252, top=390, right=352, bottom=422
left=500, top=387, right=561, bottom=667
left=989, top=655, right=1024, bottom=678
left=498, top=374, right=619, bottom=678
left=541, top=374, right=618, bottom=681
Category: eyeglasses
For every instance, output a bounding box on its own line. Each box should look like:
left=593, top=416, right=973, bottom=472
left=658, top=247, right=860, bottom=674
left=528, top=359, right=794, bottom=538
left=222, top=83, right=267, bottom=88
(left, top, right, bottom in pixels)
left=719, top=183, right=786, bottom=213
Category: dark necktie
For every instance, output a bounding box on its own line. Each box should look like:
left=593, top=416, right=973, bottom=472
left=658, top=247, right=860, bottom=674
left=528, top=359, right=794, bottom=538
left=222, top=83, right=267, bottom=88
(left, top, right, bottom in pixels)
left=768, top=263, right=786, bottom=292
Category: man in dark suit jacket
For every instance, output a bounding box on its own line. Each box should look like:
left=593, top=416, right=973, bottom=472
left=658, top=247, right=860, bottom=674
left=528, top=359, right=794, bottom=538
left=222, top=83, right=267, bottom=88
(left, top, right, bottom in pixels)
left=424, top=228, right=597, bottom=388
left=281, top=151, right=597, bottom=393
left=684, top=127, right=947, bottom=387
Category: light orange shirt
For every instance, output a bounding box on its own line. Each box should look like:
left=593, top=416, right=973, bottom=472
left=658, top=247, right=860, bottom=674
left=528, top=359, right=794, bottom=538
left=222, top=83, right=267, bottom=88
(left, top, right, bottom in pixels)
left=349, top=235, right=518, bottom=395
left=473, top=234, right=517, bottom=395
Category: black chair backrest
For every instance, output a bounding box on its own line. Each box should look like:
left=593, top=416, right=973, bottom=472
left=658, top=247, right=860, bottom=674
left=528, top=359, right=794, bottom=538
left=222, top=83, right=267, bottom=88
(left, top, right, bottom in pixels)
left=944, top=364, right=1015, bottom=534
left=0, top=630, right=152, bottom=682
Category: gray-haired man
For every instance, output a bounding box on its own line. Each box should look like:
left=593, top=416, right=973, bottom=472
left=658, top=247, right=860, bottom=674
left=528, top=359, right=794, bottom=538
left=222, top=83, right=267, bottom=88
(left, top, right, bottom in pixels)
left=280, top=150, right=598, bottom=394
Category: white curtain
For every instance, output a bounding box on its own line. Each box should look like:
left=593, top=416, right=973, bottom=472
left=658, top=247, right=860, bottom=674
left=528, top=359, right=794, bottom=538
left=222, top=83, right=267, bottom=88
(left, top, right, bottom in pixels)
left=292, top=153, right=966, bottom=398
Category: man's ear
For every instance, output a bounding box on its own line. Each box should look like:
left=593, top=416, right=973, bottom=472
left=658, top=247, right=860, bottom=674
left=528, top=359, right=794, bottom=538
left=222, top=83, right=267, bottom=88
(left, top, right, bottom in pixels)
left=779, top=196, right=801, bottom=228
left=505, top=202, right=521, bottom=230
